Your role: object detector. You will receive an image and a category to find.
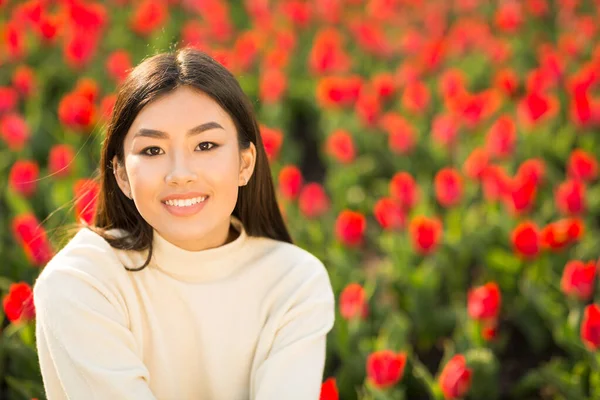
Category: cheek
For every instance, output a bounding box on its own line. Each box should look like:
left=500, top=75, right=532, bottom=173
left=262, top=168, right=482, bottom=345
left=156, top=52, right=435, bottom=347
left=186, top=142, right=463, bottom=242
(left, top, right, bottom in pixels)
left=204, top=151, right=240, bottom=192
left=127, top=158, right=162, bottom=197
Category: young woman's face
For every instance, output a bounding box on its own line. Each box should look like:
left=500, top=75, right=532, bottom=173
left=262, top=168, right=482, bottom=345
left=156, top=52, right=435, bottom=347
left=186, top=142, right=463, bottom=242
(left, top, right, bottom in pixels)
left=113, top=86, right=256, bottom=251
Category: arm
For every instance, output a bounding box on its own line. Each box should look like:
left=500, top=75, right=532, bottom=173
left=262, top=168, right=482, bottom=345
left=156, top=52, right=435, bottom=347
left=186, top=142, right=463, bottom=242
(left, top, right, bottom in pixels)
left=34, top=267, right=157, bottom=400
left=251, top=263, right=335, bottom=400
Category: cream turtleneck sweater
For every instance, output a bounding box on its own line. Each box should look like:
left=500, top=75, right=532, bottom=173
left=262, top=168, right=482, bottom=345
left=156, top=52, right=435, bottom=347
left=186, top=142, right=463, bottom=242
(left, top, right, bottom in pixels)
left=33, top=216, right=335, bottom=400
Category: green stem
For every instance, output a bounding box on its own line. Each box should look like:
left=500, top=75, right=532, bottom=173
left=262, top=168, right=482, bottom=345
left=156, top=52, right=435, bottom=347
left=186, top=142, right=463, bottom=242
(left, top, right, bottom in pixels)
left=412, top=356, right=443, bottom=400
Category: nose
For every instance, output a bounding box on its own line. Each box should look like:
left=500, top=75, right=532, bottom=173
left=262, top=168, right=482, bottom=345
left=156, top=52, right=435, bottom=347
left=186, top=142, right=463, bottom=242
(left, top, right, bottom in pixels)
left=165, top=153, right=197, bottom=186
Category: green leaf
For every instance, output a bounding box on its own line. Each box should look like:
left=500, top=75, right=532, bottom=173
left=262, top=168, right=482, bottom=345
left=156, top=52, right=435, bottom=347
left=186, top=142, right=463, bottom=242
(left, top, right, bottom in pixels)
left=512, top=359, right=586, bottom=400
left=464, top=348, right=500, bottom=400
left=5, top=376, right=44, bottom=399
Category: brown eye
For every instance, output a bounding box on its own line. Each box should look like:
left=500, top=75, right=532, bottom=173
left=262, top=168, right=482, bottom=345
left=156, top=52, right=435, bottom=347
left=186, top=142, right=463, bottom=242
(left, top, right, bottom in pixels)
left=142, top=147, right=163, bottom=156
left=197, top=142, right=217, bottom=151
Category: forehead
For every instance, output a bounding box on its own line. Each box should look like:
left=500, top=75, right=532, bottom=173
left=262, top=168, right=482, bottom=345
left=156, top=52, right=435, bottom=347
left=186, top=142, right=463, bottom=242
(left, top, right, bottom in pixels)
left=126, top=86, right=236, bottom=139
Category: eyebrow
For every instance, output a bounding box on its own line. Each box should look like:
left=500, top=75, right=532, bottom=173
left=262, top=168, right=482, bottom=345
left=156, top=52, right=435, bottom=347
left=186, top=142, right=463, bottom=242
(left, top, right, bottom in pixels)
left=133, top=122, right=225, bottom=139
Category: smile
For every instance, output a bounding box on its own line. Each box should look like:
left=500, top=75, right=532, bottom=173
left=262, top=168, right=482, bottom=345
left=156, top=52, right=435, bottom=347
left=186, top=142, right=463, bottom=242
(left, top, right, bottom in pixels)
left=162, top=196, right=207, bottom=207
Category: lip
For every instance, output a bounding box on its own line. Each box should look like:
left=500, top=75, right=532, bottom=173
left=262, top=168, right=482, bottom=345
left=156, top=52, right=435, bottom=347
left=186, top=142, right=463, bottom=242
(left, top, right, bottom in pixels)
left=162, top=195, right=209, bottom=217
left=161, top=192, right=209, bottom=202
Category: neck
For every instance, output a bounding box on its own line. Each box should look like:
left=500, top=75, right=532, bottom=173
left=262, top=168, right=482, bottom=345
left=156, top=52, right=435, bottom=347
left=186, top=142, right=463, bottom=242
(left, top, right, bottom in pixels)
left=163, top=218, right=236, bottom=252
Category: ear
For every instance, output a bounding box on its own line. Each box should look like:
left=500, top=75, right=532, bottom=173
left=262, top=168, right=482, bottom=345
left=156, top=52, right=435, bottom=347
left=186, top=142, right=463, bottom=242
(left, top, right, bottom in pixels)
left=112, top=156, right=132, bottom=198
left=239, top=143, right=257, bottom=187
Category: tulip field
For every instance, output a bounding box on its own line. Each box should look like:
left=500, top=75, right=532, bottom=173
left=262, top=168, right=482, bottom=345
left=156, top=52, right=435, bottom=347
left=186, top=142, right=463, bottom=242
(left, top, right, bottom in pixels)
left=2, top=0, right=600, bottom=399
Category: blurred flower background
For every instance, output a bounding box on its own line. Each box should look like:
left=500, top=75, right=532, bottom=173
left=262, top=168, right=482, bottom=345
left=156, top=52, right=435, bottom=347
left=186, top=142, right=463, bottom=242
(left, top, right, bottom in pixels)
left=2, top=0, right=600, bottom=399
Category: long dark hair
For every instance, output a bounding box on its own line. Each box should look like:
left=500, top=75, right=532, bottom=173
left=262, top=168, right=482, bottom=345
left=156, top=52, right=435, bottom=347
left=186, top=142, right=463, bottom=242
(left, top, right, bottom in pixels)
left=82, top=47, right=292, bottom=271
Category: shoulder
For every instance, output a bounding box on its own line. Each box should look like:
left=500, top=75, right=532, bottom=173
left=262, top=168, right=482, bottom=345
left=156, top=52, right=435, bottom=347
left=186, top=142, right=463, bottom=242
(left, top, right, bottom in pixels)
left=34, top=227, right=132, bottom=305
left=246, top=237, right=334, bottom=303
left=247, top=236, right=329, bottom=280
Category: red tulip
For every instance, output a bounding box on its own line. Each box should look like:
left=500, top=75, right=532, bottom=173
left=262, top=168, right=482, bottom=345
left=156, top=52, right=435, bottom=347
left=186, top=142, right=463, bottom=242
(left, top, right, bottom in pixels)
left=339, top=283, right=368, bottom=320
left=409, top=216, right=443, bottom=255
left=389, top=172, right=419, bottom=211
left=65, top=0, right=107, bottom=33
left=374, top=197, right=406, bottom=231
left=468, top=282, right=502, bottom=321
left=4, top=21, right=25, bottom=60
left=450, top=89, right=500, bottom=128
left=511, top=221, right=540, bottom=259
left=463, top=148, right=490, bottom=181
left=259, top=68, right=287, bottom=104
left=493, top=68, right=519, bottom=97
left=263, top=47, right=291, bottom=70
left=355, top=90, right=381, bottom=127
left=12, top=213, right=54, bottom=266
left=63, top=31, right=100, bottom=69
left=325, top=129, right=356, bottom=164
left=9, top=159, right=39, bottom=197
left=36, top=12, right=61, bottom=42
left=432, top=113, right=460, bottom=150
left=279, top=0, right=310, bottom=27
left=2, top=282, right=35, bottom=323
left=105, top=49, right=132, bottom=84
left=526, top=67, right=556, bottom=93
left=527, top=0, right=549, bottom=17
left=130, top=0, right=168, bottom=36
left=434, top=168, right=463, bottom=207
left=0, top=113, right=30, bottom=151
left=260, top=125, right=283, bottom=162
left=309, top=28, right=351, bottom=75
left=380, top=113, right=416, bottom=155
left=349, top=21, right=393, bottom=58
left=481, top=165, right=510, bottom=202
left=396, top=61, right=422, bottom=87
left=581, top=304, right=600, bottom=350
left=541, top=217, right=584, bottom=252
left=181, top=20, right=208, bottom=50
left=195, top=1, right=233, bottom=43
left=419, top=38, right=447, bottom=71
left=481, top=322, right=498, bottom=341
left=516, top=158, right=545, bottom=186
left=298, top=183, right=330, bottom=219
left=100, top=94, right=117, bottom=122
left=233, top=31, right=261, bottom=72
left=485, top=115, right=516, bottom=159
left=0, top=86, right=18, bottom=114
left=12, top=65, right=36, bottom=98
left=504, top=174, right=537, bottom=215
left=319, top=377, right=339, bottom=400
left=316, top=75, right=362, bottom=108
left=494, top=2, right=523, bottom=33
left=366, top=350, right=407, bottom=389
left=570, top=86, right=594, bottom=127
left=439, top=354, right=472, bottom=399
left=518, top=90, right=559, bottom=129
left=335, top=210, right=366, bottom=247
left=58, top=92, right=96, bottom=131
left=74, top=77, right=99, bottom=103
left=74, top=178, right=100, bottom=225
left=561, top=260, right=597, bottom=300
left=568, top=149, right=598, bottom=182
left=402, top=80, right=430, bottom=115
left=555, top=179, right=586, bottom=215
left=371, top=73, right=396, bottom=100
left=48, top=144, right=76, bottom=178
left=439, top=68, right=466, bottom=101
left=559, top=32, right=584, bottom=58
left=314, top=0, right=342, bottom=24
left=278, top=165, right=303, bottom=200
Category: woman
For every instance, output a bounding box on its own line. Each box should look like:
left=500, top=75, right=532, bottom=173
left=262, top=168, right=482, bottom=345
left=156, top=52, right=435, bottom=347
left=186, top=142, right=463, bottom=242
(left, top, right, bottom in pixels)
left=33, top=48, right=335, bottom=400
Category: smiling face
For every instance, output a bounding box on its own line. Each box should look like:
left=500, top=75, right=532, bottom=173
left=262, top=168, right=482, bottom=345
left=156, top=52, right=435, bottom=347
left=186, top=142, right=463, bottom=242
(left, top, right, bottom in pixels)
left=112, top=86, right=256, bottom=251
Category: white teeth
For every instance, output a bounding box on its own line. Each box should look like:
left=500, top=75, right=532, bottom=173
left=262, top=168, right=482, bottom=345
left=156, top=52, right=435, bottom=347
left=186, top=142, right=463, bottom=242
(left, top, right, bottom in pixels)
left=164, top=196, right=206, bottom=207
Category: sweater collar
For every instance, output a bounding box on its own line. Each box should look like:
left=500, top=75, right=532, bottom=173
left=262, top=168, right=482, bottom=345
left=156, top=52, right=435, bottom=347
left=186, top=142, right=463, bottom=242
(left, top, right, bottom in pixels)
left=148, top=215, right=248, bottom=282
